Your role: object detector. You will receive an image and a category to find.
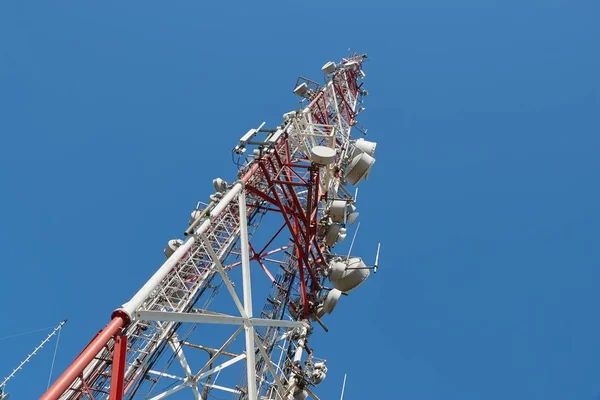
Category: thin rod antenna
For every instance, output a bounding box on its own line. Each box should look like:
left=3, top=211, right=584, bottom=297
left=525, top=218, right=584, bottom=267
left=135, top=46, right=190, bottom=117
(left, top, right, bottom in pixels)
left=374, top=243, right=381, bottom=273
left=340, top=373, right=347, bottom=400
left=346, top=222, right=361, bottom=262
left=0, top=319, right=67, bottom=390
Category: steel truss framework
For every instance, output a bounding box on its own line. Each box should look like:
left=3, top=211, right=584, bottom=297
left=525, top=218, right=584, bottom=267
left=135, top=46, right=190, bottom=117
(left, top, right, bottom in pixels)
left=41, top=54, right=372, bottom=400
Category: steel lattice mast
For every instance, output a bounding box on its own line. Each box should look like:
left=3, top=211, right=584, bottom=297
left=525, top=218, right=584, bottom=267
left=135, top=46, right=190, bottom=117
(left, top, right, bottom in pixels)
left=41, top=54, right=378, bottom=400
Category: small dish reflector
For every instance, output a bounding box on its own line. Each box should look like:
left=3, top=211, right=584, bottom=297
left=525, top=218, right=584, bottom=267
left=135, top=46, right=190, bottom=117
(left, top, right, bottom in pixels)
left=344, top=60, right=359, bottom=68
left=345, top=152, right=375, bottom=185
left=347, top=211, right=359, bottom=224
left=353, top=138, right=377, bottom=157
left=310, top=146, right=336, bottom=165
left=323, top=289, right=342, bottom=314
left=283, top=111, right=296, bottom=122
left=325, top=224, right=346, bottom=246
left=213, top=178, right=228, bottom=193
left=322, top=61, right=336, bottom=74
left=164, top=239, right=184, bottom=258
left=329, top=200, right=347, bottom=223
left=311, top=363, right=327, bottom=384
left=313, top=288, right=342, bottom=319
left=329, top=257, right=370, bottom=292
left=293, top=82, right=309, bottom=97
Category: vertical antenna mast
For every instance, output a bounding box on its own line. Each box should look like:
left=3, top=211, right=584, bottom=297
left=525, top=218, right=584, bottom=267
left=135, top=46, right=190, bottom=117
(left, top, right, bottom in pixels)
left=0, top=320, right=67, bottom=392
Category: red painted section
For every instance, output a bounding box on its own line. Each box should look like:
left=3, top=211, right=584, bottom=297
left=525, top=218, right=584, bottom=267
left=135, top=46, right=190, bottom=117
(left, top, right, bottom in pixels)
left=294, top=214, right=309, bottom=318
left=109, top=334, right=127, bottom=400
left=41, top=316, right=125, bottom=400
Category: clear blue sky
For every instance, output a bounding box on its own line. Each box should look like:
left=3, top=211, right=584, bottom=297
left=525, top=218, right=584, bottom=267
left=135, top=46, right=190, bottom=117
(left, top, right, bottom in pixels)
left=1, top=1, right=599, bottom=399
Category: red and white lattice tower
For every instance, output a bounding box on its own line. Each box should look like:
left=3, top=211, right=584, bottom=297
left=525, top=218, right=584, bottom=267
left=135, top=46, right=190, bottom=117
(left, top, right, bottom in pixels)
left=41, top=54, right=379, bottom=400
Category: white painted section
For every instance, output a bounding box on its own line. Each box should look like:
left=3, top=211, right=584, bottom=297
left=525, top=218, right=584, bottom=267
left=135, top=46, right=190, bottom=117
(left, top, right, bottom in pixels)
left=120, top=182, right=243, bottom=317
left=239, top=191, right=258, bottom=400
left=135, top=310, right=306, bottom=329
left=147, top=370, right=185, bottom=382
left=136, top=311, right=245, bottom=326
left=200, top=383, right=241, bottom=394
left=147, top=383, right=187, bottom=400
left=196, top=354, right=247, bottom=380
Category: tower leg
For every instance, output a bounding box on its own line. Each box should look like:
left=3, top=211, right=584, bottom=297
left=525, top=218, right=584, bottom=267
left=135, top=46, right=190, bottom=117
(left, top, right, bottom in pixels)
left=239, top=191, right=258, bottom=400
left=41, top=316, right=125, bottom=400
left=109, top=333, right=127, bottom=400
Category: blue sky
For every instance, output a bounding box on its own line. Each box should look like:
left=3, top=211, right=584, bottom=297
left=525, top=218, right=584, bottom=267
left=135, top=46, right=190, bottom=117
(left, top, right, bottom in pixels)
left=1, top=1, right=599, bottom=399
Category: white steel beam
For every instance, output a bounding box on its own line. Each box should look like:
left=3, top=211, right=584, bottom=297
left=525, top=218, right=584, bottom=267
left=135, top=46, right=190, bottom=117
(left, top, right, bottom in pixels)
left=147, top=370, right=185, bottom=382
left=168, top=335, right=194, bottom=380
left=136, top=310, right=245, bottom=325
left=191, top=386, right=202, bottom=400
left=253, top=331, right=286, bottom=398
left=196, top=354, right=247, bottom=380
left=199, top=232, right=248, bottom=318
left=240, top=191, right=258, bottom=400
left=134, top=310, right=306, bottom=329
left=199, top=382, right=241, bottom=394
left=195, top=325, right=244, bottom=379
left=251, top=319, right=307, bottom=329
left=147, top=382, right=187, bottom=400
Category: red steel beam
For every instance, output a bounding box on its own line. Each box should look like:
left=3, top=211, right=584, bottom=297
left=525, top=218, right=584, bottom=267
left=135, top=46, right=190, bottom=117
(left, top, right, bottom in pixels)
left=109, top=333, right=127, bottom=400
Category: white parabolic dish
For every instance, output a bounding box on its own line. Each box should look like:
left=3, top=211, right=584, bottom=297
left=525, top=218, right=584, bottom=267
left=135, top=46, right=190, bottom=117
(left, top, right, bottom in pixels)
left=310, top=146, right=336, bottom=165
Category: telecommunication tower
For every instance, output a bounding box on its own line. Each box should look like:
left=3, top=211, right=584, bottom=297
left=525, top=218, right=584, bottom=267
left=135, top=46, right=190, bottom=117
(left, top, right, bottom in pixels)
left=41, top=54, right=379, bottom=400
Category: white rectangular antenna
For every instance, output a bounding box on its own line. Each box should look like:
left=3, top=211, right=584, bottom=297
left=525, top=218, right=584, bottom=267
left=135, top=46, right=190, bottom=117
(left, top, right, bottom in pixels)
left=268, top=128, right=284, bottom=144
left=239, top=128, right=257, bottom=144
left=234, top=121, right=267, bottom=154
